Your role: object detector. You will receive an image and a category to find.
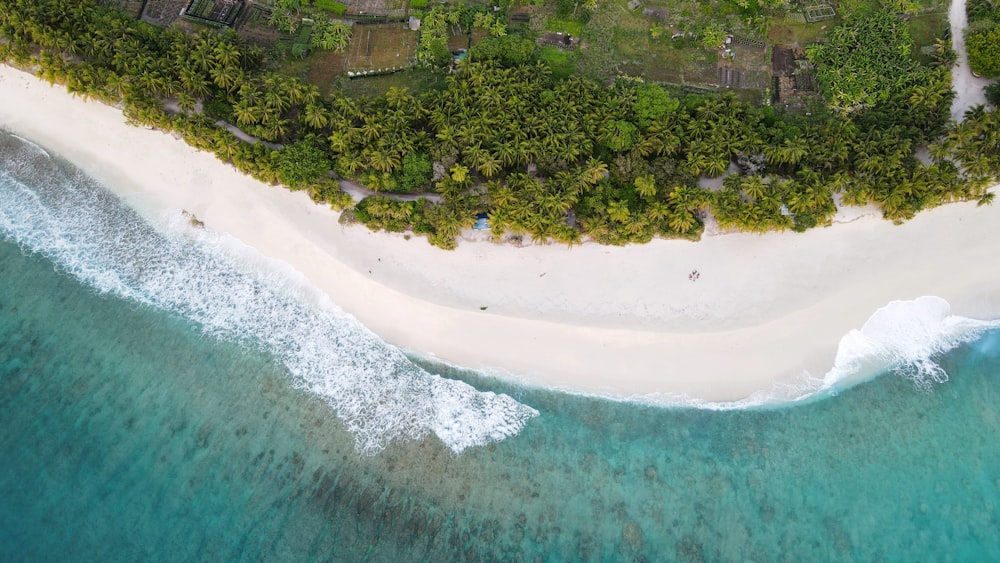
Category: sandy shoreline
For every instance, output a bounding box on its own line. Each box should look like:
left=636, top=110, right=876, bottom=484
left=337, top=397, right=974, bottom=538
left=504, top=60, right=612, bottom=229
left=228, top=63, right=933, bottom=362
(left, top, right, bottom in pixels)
left=2, top=63, right=999, bottom=403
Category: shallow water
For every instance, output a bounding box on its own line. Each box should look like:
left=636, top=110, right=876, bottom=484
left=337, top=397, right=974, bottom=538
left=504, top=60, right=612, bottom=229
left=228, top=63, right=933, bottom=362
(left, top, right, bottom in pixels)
left=2, top=131, right=999, bottom=560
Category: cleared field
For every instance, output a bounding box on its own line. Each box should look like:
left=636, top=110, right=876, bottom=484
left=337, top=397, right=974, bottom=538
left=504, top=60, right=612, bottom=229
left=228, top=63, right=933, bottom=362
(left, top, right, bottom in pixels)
left=99, top=0, right=145, bottom=19
left=345, top=23, right=417, bottom=73
left=306, top=51, right=348, bottom=94
left=621, top=39, right=719, bottom=87
left=334, top=67, right=447, bottom=98
left=140, top=0, right=190, bottom=25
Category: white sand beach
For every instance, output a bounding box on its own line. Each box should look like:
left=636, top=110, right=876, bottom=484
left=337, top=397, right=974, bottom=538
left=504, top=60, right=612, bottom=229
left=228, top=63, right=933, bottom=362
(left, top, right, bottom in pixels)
left=2, top=58, right=998, bottom=403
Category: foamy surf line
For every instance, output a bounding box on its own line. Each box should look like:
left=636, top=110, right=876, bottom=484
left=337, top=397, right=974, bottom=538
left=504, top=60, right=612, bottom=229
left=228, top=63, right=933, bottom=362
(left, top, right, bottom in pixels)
left=0, top=133, right=537, bottom=455
left=429, top=295, right=1000, bottom=412
left=609, top=296, right=1000, bottom=410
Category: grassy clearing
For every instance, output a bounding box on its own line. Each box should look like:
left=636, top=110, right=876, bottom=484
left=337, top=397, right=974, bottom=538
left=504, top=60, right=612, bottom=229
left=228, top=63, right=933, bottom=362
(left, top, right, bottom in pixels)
left=305, top=51, right=347, bottom=94
left=333, top=67, right=447, bottom=98
left=313, top=0, right=348, bottom=16
left=447, top=28, right=469, bottom=51
left=545, top=19, right=584, bottom=36
left=539, top=46, right=574, bottom=79
left=345, top=23, right=418, bottom=72
left=907, top=11, right=949, bottom=63
left=768, top=14, right=832, bottom=46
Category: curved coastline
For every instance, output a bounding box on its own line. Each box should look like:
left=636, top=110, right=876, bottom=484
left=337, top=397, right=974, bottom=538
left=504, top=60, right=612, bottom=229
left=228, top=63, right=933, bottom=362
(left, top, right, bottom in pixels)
left=2, top=60, right=999, bottom=403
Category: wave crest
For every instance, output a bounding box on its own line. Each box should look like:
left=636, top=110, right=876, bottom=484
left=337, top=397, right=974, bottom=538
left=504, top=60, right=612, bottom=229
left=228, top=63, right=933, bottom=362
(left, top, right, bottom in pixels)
left=631, top=297, right=998, bottom=411
left=822, top=296, right=998, bottom=393
left=0, top=134, right=537, bottom=455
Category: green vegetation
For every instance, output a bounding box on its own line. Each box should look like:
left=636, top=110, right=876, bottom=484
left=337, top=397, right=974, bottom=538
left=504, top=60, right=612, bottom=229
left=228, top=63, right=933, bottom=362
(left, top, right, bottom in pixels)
left=270, top=0, right=305, bottom=33
left=545, top=19, right=584, bottom=37
left=633, top=83, right=681, bottom=128
left=395, top=152, right=435, bottom=192
left=965, top=0, right=1000, bottom=77
left=410, top=0, right=429, bottom=9
left=310, top=20, right=351, bottom=52
left=292, top=19, right=314, bottom=57
left=415, top=7, right=456, bottom=66
left=0, top=0, right=996, bottom=251
left=986, top=82, right=1000, bottom=107
left=965, top=25, right=1000, bottom=77
left=469, top=34, right=537, bottom=67
left=538, top=47, right=574, bottom=79
left=418, top=7, right=509, bottom=67
left=277, top=137, right=332, bottom=188
left=806, top=13, right=928, bottom=111
left=313, top=0, right=348, bottom=16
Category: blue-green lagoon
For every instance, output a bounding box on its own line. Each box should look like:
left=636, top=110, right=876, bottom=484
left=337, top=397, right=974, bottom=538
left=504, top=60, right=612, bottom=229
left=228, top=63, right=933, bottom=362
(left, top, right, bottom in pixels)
left=2, top=131, right=999, bottom=560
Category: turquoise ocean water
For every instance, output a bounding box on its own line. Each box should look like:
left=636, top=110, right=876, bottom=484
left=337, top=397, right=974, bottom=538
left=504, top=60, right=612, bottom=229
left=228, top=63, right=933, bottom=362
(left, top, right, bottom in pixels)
left=1, top=130, right=999, bottom=560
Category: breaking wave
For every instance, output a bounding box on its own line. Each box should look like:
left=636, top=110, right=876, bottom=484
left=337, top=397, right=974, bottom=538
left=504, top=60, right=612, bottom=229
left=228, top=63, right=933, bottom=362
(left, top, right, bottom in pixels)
left=821, top=296, right=999, bottom=393
left=633, top=296, right=999, bottom=411
left=0, top=132, right=537, bottom=455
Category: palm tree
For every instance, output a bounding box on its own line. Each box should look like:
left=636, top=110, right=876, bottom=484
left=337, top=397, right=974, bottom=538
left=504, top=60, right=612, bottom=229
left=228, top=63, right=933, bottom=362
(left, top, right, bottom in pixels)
left=385, top=86, right=412, bottom=110
left=450, top=164, right=470, bottom=184
left=683, top=151, right=710, bottom=177
left=624, top=214, right=650, bottom=236
left=909, top=84, right=944, bottom=112
left=741, top=175, right=768, bottom=202
left=262, top=117, right=290, bottom=141
left=233, top=99, right=263, bottom=126
left=358, top=116, right=384, bottom=143
left=191, top=46, right=217, bottom=74
left=264, top=84, right=291, bottom=113
left=607, top=200, right=630, bottom=223
left=580, top=157, right=609, bottom=185
left=210, top=64, right=241, bottom=92
left=778, top=138, right=808, bottom=167
left=214, top=42, right=241, bottom=70
left=634, top=174, right=657, bottom=198
left=368, top=149, right=401, bottom=174
left=669, top=185, right=705, bottom=213
left=302, top=103, right=330, bottom=130
left=179, top=66, right=210, bottom=98
left=667, top=208, right=697, bottom=233
left=479, top=156, right=502, bottom=178
left=490, top=185, right=517, bottom=208
left=703, top=156, right=729, bottom=178
left=176, top=92, right=197, bottom=113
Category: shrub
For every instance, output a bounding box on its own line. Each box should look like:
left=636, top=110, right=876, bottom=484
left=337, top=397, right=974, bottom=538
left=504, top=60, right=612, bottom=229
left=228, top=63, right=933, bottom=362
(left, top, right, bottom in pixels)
left=277, top=139, right=332, bottom=189
left=966, top=25, right=1000, bottom=78
left=986, top=82, right=1000, bottom=107
left=311, top=20, right=351, bottom=51
left=202, top=97, right=234, bottom=122
left=394, top=152, right=434, bottom=192
left=469, top=34, right=537, bottom=67
left=632, top=83, right=680, bottom=128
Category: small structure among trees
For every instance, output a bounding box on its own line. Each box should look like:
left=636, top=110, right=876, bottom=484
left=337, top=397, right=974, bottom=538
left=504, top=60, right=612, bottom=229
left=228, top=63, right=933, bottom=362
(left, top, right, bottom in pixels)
left=771, top=46, right=817, bottom=110
left=539, top=32, right=577, bottom=48
left=183, top=0, right=246, bottom=27
left=801, top=1, right=835, bottom=23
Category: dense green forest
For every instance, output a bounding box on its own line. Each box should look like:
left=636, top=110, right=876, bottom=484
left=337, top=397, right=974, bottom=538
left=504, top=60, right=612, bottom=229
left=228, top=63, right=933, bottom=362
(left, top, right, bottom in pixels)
left=965, top=0, right=1000, bottom=77
left=0, top=0, right=997, bottom=249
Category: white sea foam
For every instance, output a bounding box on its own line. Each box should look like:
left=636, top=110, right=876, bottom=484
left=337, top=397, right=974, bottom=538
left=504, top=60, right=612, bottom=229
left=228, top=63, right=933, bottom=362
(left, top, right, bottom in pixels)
left=821, top=296, right=999, bottom=393
left=0, top=136, right=537, bottom=455
left=626, top=296, right=1000, bottom=411
left=8, top=134, right=50, bottom=158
